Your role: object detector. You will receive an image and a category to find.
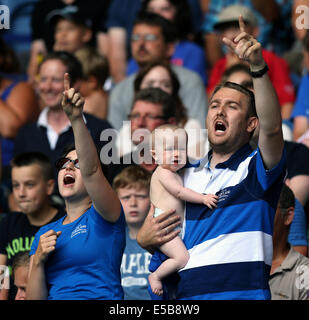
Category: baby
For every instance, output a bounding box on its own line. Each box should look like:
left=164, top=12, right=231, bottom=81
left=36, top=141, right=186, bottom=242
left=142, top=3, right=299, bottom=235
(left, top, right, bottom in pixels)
left=149, top=124, right=218, bottom=296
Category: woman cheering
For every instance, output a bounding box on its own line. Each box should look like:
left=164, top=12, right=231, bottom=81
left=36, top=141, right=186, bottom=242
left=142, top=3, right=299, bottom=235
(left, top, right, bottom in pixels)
left=27, top=73, right=125, bottom=300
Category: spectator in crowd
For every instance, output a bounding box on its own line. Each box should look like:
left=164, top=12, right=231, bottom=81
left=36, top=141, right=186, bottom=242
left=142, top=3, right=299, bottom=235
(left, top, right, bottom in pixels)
left=113, top=165, right=152, bottom=300
left=106, top=87, right=178, bottom=183
left=107, top=11, right=207, bottom=130
left=14, top=51, right=112, bottom=189
left=104, top=0, right=203, bottom=83
left=0, top=152, right=65, bottom=300
left=202, top=0, right=294, bottom=69
left=27, top=73, right=125, bottom=300
left=0, top=37, right=40, bottom=182
left=269, top=184, right=309, bottom=300
left=137, top=16, right=286, bottom=300
left=292, top=30, right=309, bottom=147
left=48, top=6, right=93, bottom=54
left=28, top=0, right=111, bottom=84
left=116, top=61, right=208, bottom=159
left=74, top=46, right=109, bottom=120
left=12, top=251, right=30, bottom=300
left=206, top=4, right=295, bottom=120
left=128, top=0, right=207, bottom=85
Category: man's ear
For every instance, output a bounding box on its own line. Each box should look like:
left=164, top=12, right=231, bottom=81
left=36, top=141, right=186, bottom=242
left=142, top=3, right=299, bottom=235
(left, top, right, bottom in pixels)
left=284, top=207, right=294, bottom=226
left=247, top=116, right=259, bottom=134
left=47, top=179, right=55, bottom=196
left=166, top=42, right=175, bottom=59
left=81, top=28, right=93, bottom=44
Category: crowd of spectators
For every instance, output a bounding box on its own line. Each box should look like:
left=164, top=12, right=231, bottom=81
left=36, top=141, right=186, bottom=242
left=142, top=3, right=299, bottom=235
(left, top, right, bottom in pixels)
left=0, top=0, right=309, bottom=301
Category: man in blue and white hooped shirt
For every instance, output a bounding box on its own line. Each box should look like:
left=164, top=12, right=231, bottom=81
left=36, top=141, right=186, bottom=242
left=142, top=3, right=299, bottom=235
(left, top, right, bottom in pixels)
left=138, top=15, right=286, bottom=300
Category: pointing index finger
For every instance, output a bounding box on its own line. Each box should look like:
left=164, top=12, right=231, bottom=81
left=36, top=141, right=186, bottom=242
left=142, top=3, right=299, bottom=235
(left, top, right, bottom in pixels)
left=64, top=73, right=70, bottom=91
left=238, top=15, right=246, bottom=33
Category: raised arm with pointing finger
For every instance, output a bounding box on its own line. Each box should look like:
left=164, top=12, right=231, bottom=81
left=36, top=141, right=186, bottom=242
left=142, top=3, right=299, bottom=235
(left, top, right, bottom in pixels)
left=221, top=16, right=284, bottom=170
left=61, top=73, right=121, bottom=222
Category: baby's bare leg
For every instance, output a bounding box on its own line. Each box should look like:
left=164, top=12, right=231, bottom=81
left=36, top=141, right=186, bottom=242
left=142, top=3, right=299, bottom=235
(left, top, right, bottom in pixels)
left=149, top=236, right=189, bottom=296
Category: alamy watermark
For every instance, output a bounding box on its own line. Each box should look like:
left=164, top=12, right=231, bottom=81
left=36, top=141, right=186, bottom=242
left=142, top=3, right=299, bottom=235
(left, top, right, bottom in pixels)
left=295, top=5, right=309, bottom=30
left=0, top=265, right=10, bottom=290
left=0, top=5, right=10, bottom=29
left=98, top=124, right=209, bottom=170
left=295, top=264, right=309, bottom=290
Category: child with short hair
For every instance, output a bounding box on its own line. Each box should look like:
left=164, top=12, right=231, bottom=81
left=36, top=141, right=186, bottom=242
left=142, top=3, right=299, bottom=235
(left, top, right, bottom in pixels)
left=0, top=152, right=64, bottom=300
left=12, top=251, right=30, bottom=300
left=113, top=165, right=153, bottom=300
left=74, top=46, right=109, bottom=119
left=149, top=124, right=218, bottom=296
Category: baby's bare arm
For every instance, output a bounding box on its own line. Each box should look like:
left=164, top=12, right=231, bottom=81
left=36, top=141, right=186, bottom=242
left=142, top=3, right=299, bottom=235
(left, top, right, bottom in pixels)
left=158, top=168, right=218, bottom=206
left=202, top=194, right=219, bottom=209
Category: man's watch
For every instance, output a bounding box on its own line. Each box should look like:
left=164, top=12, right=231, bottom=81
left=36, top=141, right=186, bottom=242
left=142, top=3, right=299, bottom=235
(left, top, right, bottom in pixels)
left=250, top=64, right=269, bottom=78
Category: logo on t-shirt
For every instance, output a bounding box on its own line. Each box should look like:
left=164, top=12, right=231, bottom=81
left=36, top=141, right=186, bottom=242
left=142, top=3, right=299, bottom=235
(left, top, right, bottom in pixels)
left=71, top=224, right=87, bottom=238
left=217, top=188, right=231, bottom=202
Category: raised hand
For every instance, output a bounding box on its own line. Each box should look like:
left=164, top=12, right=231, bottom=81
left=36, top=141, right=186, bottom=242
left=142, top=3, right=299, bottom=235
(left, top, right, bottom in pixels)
left=222, top=15, right=264, bottom=69
left=34, top=230, right=62, bottom=265
left=61, top=73, right=85, bottom=119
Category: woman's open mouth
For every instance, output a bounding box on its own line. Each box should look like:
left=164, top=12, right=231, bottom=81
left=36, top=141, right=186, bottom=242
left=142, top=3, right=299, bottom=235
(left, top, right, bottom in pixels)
left=63, top=174, right=75, bottom=186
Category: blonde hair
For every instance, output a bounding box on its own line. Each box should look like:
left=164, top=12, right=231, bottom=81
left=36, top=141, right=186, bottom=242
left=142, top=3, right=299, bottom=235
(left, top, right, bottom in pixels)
left=112, top=165, right=151, bottom=193
left=151, top=124, right=187, bottom=151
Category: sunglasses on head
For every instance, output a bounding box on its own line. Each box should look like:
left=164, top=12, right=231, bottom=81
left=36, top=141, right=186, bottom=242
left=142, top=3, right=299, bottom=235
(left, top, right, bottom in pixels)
left=55, top=157, right=80, bottom=170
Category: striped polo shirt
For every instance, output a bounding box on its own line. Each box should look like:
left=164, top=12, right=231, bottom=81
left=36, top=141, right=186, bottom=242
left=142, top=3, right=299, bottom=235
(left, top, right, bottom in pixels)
left=177, top=144, right=286, bottom=300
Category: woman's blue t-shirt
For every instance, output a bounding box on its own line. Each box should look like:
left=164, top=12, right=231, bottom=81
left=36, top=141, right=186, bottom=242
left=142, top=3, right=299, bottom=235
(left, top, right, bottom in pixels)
left=30, top=205, right=126, bottom=300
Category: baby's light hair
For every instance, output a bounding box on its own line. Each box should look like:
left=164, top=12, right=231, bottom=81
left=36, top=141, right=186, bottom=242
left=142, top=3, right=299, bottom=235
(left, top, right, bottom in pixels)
left=150, top=124, right=187, bottom=152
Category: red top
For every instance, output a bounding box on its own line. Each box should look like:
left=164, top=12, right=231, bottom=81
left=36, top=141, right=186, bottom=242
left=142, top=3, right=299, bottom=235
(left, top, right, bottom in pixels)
left=207, top=49, right=295, bottom=107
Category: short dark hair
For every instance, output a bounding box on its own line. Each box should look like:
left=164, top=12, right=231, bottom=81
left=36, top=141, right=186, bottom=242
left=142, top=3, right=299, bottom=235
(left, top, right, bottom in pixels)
left=279, top=184, right=295, bottom=211
left=222, top=63, right=251, bottom=79
left=133, top=11, right=177, bottom=44
left=11, top=152, right=54, bottom=181
left=212, top=81, right=257, bottom=118
left=40, top=51, right=83, bottom=85
left=60, top=144, right=76, bottom=159
left=222, top=64, right=253, bottom=90
left=133, top=87, right=178, bottom=121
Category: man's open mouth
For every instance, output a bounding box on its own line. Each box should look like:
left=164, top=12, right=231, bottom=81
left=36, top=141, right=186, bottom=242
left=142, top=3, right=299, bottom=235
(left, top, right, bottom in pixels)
left=215, top=121, right=227, bottom=132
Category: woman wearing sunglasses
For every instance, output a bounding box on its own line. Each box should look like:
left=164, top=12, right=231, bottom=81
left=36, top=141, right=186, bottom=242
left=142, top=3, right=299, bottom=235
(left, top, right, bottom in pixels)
left=26, top=73, right=126, bottom=300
